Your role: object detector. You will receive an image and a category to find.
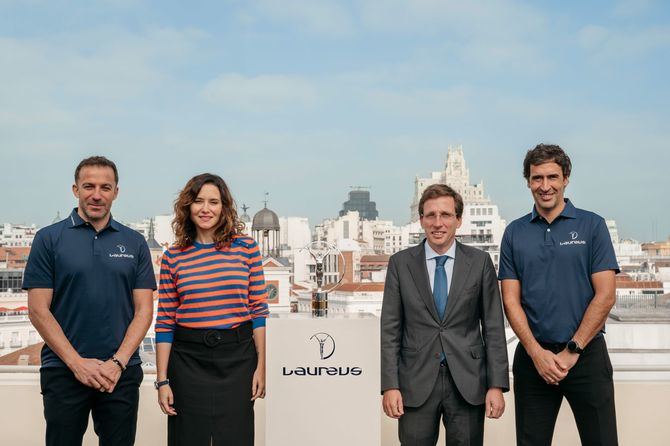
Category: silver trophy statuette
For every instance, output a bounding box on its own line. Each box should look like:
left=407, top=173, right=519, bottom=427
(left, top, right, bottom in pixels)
left=302, top=241, right=346, bottom=317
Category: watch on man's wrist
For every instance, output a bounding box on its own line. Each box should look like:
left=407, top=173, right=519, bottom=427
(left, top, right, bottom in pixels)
left=566, top=340, right=583, bottom=354
left=154, top=379, right=170, bottom=390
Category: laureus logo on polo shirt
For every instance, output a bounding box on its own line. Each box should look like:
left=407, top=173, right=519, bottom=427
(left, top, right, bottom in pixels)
left=109, top=244, right=135, bottom=259
left=560, top=231, right=586, bottom=246
left=281, top=332, right=363, bottom=377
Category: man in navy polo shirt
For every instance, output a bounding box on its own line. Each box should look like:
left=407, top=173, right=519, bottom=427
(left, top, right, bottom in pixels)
left=23, top=156, right=156, bottom=446
left=499, top=144, right=619, bottom=445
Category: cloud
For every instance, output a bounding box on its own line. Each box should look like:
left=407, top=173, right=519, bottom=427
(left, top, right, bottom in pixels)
left=612, top=0, right=655, bottom=17
left=577, top=24, right=670, bottom=60
left=0, top=26, right=203, bottom=154
left=201, top=74, right=318, bottom=112
left=363, top=85, right=474, bottom=119
left=359, top=0, right=545, bottom=38
left=577, top=25, right=609, bottom=50
left=247, top=0, right=354, bottom=36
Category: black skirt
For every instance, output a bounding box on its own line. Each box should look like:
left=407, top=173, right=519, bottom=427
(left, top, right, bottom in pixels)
left=167, top=322, right=257, bottom=446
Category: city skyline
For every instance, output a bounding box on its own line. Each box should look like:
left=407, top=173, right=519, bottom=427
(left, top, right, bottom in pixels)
left=1, top=1, right=669, bottom=241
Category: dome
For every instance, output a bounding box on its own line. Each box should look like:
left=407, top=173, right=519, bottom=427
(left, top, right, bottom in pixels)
left=252, top=207, right=280, bottom=231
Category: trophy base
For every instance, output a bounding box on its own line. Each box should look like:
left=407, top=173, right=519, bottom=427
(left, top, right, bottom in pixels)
left=311, top=291, right=328, bottom=318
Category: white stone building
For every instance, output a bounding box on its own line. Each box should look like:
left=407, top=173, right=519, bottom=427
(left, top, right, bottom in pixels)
left=0, top=290, right=40, bottom=357
left=404, top=146, right=507, bottom=269
left=314, top=211, right=396, bottom=255
left=0, top=223, right=37, bottom=247
left=409, top=144, right=490, bottom=221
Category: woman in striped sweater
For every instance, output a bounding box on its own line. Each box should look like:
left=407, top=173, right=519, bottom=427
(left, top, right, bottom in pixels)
left=155, top=173, right=268, bottom=446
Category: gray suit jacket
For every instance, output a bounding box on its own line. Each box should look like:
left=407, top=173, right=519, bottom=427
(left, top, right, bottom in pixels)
left=381, top=240, right=509, bottom=407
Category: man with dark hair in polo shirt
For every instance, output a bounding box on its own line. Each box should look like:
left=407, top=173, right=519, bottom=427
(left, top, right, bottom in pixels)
left=499, top=144, right=619, bottom=445
left=23, top=156, right=156, bottom=446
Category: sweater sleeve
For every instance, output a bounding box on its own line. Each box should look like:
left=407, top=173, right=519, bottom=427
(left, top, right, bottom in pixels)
left=247, top=240, right=269, bottom=328
left=155, top=251, right=178, bottom=343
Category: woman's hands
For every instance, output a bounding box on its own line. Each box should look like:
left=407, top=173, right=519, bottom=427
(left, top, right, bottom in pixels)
left=251, top=363, right=266, bottom=400
left=158, top=384, right=177, bottom=416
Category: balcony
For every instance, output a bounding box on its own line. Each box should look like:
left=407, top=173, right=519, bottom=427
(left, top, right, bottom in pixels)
left=0, top=366, right=668, bottom=445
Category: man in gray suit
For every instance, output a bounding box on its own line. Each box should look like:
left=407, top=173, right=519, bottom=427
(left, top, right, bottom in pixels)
left=381, top=184, right=509, bottom=446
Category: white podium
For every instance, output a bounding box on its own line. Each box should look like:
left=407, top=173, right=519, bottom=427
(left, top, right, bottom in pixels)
left=266, top=313, right=380, bottom=446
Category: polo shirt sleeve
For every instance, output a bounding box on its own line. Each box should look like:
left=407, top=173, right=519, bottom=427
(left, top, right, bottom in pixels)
left=134, top=239, right=157, bottom=290
left=498, top=226, right=518, bottom=280
left=155, top=252, right=177, bottom=343
left=22, top=229, right=54, bottom=289
left=247, top=239, right=269, bottom=329
left=591, top=217, right=620, bottom=274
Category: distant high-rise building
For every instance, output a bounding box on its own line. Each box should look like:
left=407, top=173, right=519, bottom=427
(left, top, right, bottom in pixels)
left=339, top=188, right=378, bottom=221
left=410, top=144, right=489, bottom=221
left=406, top=145, right=506, bottom=270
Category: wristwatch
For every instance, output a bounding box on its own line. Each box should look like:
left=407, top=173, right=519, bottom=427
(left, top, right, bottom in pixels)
left=154, top=379, right=170, bottom=389
left=566, top=340, right=583, bottom=354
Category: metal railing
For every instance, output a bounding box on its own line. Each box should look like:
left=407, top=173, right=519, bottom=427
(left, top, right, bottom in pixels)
left=614, top=294, right=668, bottom=310
left=0, top=315, right=30, bottom=323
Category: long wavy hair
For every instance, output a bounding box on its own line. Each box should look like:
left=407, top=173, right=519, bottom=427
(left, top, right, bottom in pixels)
left=172, top=173, right=245, bottom=249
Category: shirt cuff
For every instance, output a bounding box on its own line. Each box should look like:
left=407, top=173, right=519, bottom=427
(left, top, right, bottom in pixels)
left=155, top=331, right=174, bottom=343
left=252, top=318, right=267, bottom=329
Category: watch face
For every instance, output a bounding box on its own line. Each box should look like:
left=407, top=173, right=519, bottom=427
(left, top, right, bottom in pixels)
left=567, top=340, right=581, bottom=353
left=267, top=283, right=278, bottom=302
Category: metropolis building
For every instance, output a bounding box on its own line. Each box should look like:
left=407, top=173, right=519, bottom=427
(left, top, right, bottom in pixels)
left=404, top=145, right=507, bottom=270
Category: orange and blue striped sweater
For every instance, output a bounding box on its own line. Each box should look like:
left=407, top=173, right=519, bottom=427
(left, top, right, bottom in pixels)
left=155, top=235, right=269, bottom=343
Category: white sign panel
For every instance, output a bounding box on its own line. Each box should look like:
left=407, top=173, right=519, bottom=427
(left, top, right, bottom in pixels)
left=266, top=313, right=380, bottom=446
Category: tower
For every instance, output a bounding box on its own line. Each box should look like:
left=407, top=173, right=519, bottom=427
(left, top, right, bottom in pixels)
left=251, top=194, right=280, bottom=258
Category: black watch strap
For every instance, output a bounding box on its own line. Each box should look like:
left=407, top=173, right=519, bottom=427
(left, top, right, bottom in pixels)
left=567, top=340, right=583, bottom=354
left=154, top=379, right=170, bottom=390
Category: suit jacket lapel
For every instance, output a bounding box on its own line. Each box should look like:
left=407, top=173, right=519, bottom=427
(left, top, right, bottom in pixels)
left=407, top=242, right=440, bottom=323
left=443, top=242, right=473, bottom=320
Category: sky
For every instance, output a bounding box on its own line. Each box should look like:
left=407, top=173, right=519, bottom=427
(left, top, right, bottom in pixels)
left=1, top=0, right=669, bottom=241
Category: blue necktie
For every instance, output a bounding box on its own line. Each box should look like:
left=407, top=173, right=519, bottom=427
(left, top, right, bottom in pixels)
left=434, top=255, right=449, bottom=320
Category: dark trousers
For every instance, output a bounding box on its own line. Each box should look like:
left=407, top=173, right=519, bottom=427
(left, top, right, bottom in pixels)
left=40, top=364, right=143, bottom=446
left=167, top=323, right=257, bottom=446
left=513, top=336, right=618, bottom=446
left=399, top=363, right=485, bottom=446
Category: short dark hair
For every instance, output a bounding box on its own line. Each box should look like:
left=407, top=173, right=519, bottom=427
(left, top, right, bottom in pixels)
left=523, top=144, right=571, bottom=180
left=74, top=156, right=119, bottom=184
left=418, top=184, right=464, bottom=219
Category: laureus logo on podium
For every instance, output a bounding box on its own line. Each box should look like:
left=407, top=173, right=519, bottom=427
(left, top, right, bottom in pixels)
left=310, top=332, right=335, bottom=360
left=280, top=332, right=362, bottom=377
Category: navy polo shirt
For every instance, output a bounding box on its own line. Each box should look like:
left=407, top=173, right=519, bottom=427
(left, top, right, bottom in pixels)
left=498, top=199, right=619, bottom=343
left=23, top=209, right=157, bottom=368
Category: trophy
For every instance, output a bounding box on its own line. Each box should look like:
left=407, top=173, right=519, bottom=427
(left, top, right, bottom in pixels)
left=302, top=241, right=346, bottom=317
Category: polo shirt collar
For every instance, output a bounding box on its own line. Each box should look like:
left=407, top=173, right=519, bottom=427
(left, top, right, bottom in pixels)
left=530, top=198, right=577, bottom=222
left=68, top=208, right=120, bottom=232
left=424, top=239, right=457, bottom=261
